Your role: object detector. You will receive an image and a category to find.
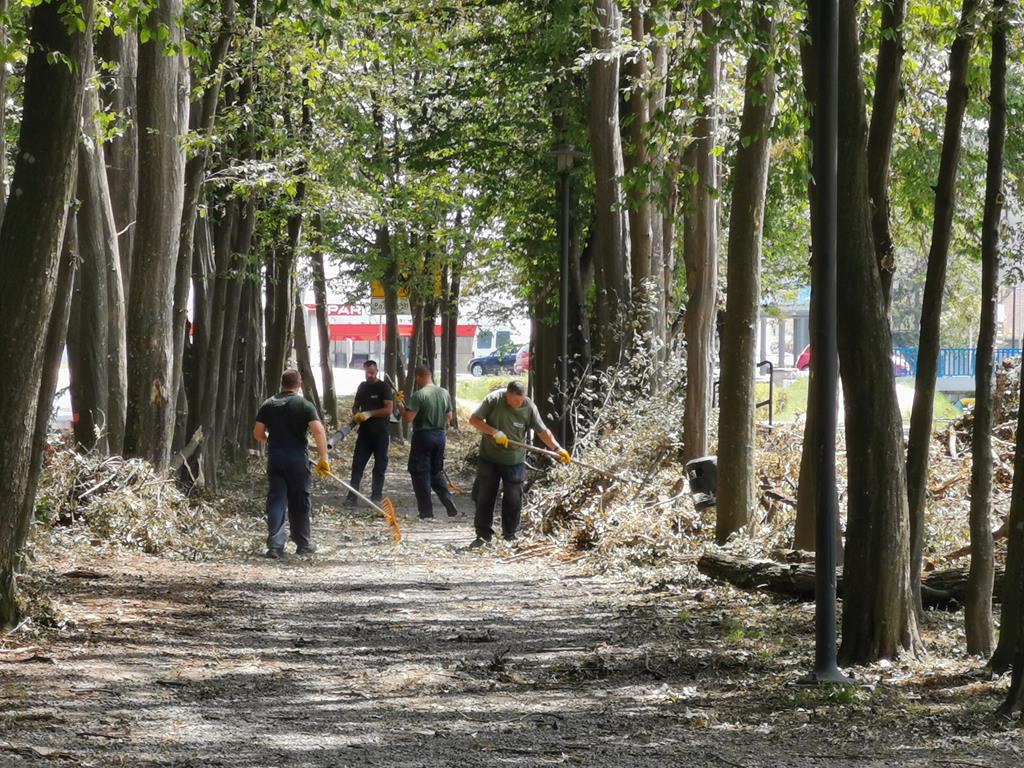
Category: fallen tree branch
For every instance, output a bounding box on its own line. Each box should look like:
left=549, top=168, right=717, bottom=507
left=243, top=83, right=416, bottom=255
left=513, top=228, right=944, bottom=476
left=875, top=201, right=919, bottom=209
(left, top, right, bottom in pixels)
left=697, top=550, right=1004, bottom=610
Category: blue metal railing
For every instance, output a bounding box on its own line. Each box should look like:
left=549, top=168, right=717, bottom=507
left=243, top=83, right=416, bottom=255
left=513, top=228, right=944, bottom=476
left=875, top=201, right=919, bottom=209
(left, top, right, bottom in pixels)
left=892, top=347, right=1021, bottom=378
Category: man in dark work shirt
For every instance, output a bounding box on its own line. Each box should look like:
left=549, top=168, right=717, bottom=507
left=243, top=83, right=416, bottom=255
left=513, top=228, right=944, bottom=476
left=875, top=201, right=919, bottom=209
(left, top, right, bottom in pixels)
left=253, top=369, right=330, bottom=558
left=345, top=359, right=394, bottom=505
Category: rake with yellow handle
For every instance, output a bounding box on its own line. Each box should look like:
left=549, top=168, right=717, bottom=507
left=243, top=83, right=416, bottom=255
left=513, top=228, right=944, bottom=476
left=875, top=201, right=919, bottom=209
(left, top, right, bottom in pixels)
left=494, top=436, right=638, bottom=486
left=322, top=469, right=401, bottom=542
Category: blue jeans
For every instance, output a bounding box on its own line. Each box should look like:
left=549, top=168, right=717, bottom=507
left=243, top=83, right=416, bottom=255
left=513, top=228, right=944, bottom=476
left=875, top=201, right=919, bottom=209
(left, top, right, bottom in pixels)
left=266, top=450, right=312, bottom=551
left=350, top=428, right=389, bottom=498
left=407, top=429, right=455, bottom=518
left=474, top=458, right=525, bottom=541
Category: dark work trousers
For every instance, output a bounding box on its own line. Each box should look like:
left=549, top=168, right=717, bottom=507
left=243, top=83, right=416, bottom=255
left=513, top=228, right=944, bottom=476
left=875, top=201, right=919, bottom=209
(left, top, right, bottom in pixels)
left=266, top=450, right=312, bottom=551
left=473, top=458, right=526, bottom=541
left=350, top=428, right=389, bottom=499
left=407, top=429, right=455, bottom=518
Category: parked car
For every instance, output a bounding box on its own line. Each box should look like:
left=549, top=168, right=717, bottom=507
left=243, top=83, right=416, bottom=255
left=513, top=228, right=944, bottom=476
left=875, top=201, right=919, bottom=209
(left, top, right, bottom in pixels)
left=467, top=344, right=519, bottom=376
left=514, top=344, right=530, bottom=374
left=795, top=344, right=913, bottom=376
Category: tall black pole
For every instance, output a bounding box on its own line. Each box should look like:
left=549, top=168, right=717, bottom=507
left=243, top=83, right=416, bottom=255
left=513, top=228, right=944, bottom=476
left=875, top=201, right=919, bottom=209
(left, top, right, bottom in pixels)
left=559, top=165, right=571, bottom=448
left=811, top=0, right=845, bottom=682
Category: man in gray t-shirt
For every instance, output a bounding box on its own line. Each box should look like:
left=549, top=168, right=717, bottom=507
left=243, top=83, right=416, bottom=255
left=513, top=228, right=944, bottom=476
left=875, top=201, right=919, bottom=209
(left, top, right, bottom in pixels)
left=467, top=380, right=569, bottom=546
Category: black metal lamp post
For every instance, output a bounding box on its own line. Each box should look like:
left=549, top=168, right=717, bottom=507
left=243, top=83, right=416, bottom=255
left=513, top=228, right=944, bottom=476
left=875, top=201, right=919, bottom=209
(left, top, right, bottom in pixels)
left=552, top=144, right=584, bottom=449
left=810, top=0, right=848, bottom=684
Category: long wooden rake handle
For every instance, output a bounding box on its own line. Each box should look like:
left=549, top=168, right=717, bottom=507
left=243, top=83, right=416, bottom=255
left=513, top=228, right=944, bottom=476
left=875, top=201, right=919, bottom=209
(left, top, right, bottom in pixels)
left=324, top=470, right=401, bottom=542
left=496, top=436, right=637, bottom=485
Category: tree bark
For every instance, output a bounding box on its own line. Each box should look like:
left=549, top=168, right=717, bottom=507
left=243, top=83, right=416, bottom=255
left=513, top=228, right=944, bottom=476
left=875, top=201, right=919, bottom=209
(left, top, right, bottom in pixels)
left=0, top=0, right=9, bottom=223
left=905, top=0, right=981, bottom=616
left=835, top=0, right=920, bottom=665
left=965, top=0, right=1005, bottom=657
left=587, top=0, right=631, bottom=366
left=715, top=4, right=776, bottom=545
left=697, top=551, right=1003, bottom=612
left=97, top=26, right=138, bottom=297
left=124, top=0, right=188, bottom=472
left=310, top=215, right=336, bottom=427
left=22, top=217, right=79, bottom=556
left=382, top=226, right=401, bottom=386
left=867, top=0, right=906, bottom=309
left=172, top=0, right=237, bottom=450
left=74, top=63, right=128, bottom=453
left=293, top=292, right=323, bottom=418
left=0, top=0, right=92, bottom=627
left=627, top=3, right=652, bottom=309
left=681, top=10, right=719, bottom=463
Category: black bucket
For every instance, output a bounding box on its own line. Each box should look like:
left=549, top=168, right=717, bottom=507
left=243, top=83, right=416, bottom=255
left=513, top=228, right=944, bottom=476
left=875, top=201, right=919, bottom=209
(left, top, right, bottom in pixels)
left=686, top=455, right=717, bottom=511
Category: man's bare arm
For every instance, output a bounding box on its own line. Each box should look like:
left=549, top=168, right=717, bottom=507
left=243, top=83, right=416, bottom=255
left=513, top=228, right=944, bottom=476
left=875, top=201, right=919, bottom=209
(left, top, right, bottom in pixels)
left=253, top=422, right=268, bottom=445
left=309, top=420, right=329, bottom=461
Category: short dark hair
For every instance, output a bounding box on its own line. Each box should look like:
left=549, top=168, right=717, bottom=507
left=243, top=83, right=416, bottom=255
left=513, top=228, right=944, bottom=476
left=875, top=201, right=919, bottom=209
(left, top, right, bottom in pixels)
left=281, top=369, right=301, bottom=389
left=363, top=360, right=378, bottom=369
left=414, top=364, right=431, bottom=378
left=506, top=380, right=525, bottom=396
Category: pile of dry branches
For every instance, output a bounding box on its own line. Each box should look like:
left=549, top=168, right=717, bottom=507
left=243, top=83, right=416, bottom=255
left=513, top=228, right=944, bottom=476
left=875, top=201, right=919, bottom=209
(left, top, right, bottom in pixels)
left=29, top=447, right=262, bottom=560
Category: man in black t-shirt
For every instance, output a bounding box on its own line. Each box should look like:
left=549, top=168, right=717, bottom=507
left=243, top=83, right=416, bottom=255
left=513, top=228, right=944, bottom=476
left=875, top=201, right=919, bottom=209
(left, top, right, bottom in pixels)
left=254, top=370, right=330, bottom=558
left=345, top=359, right=394, bottom=505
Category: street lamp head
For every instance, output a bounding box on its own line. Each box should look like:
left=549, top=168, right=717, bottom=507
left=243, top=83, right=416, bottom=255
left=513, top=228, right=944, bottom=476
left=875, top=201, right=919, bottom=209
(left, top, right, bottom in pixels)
left=551, top=144, right=586, bottom=173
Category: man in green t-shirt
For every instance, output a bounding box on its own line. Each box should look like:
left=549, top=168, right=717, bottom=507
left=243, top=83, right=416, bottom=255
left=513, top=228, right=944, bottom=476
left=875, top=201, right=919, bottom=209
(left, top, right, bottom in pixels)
left=467, top=380, right=570, bottom=546
left=397, top=365, right=459, bottom=519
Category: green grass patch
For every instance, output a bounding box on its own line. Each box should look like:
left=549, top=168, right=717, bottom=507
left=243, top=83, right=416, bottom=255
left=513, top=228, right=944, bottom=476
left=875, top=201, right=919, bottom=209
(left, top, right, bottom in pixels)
left=753, top=376, right=961, bottom=428
left=457, top=375, right=518, bottom=405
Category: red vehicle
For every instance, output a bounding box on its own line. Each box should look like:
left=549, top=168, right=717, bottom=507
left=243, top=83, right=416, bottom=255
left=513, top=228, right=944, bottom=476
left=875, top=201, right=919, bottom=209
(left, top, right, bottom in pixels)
left=795, top=344, right=912, bottom=376
left=514, top=344, right=530, bottom=374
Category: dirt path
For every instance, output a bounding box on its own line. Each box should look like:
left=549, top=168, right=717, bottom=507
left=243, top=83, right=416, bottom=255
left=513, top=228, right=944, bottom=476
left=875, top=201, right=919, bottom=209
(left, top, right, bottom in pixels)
left=1, top=462, right=1021, bottom=767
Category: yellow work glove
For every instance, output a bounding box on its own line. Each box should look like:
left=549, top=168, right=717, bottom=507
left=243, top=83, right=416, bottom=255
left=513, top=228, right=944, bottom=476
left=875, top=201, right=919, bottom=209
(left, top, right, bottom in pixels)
left=557, top=448, right=572, bottom=465
left=354, top=411, right=372, bottom=424
left=395, top=391, right=406, bottom=406
left=314, top=458, right=331, bottom=478
left=492, top=430, right=509, bottom=448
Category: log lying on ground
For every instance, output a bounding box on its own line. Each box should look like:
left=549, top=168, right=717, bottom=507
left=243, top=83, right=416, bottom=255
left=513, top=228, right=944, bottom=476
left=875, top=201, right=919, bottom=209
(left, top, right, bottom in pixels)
left=697, top=550, right=1004, bottom=610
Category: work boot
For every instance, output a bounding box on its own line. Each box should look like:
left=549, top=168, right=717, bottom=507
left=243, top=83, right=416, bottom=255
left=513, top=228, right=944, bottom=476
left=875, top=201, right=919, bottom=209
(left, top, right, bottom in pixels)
left=264, top=548, right=285, bottom=559
left=443, top=498, right=460, bottom=518
left=296, top=543, right=317, bottom=556
left=370, top=493, right=384, bottom=503
left=419, top=514, right=435, bottom=522
left=343, top=494, right=358, bottom=508
left=468, top=537, right=489, bottom=549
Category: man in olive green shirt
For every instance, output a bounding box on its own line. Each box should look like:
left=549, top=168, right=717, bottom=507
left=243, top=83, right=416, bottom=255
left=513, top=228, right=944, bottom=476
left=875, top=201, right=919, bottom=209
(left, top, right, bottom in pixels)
left=398, top=365, right=459, bottom=519
left=467, top=380, right=569, bottom=545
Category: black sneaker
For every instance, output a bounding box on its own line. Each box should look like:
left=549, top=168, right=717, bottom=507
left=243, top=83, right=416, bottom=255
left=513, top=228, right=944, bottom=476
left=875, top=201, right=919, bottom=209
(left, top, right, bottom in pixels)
left=419, top=514, right=436, bottom=522
left=443, top=499, right=460, bottom=518
left=264, top=548, right=285, bottom=559
left=296, top=544, right=317, bottom=556
left=468, top=537, right=489, bottom=549
left=343, top=495, right=358, bottom=508
left=370, top=494, right=384, bottom=503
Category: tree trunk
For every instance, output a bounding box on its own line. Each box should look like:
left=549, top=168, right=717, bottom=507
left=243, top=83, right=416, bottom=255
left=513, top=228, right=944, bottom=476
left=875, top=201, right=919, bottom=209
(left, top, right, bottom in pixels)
left=74, top=64, right=128, bottom=453
left=648, top=11, right=669, bottom=356
left=441, top=229, right=463, bottom=428
left=681, top=9, right=719, bottom=463
left=697, top=551, right=1004, bottom=612
left=310, top=215, right=336, bottom=427
left=587, top=0, right=631, bottom=366
left=0, top=0, right=92, bottom=628
left=867, top=0, right=906, bottom=309
left=293, top=293, right=323, bottom=418
left=124, top=0, right=188, bottom=472
left=22, top=218, right=79, bottom=556
left=715, top=4, right=776, bottom=545
left=382, top=227, right=401, bottom=385
left=905, top=0, right=981, bottom=616
left=835, top=0, right=920, bottom=665
left=97, top=26, right=138, bottom=297
left=965, top=0, right=1005, bottom=657
left=172, top=0, right=237, bottom=450
left=0, top=0, right=9, bottom=222
left=627, top=3, right=652, bottom=310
